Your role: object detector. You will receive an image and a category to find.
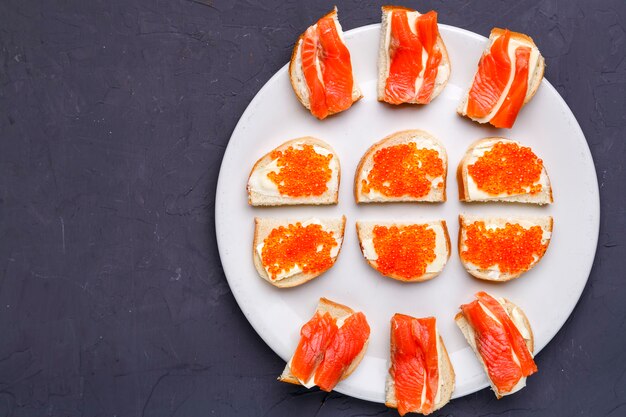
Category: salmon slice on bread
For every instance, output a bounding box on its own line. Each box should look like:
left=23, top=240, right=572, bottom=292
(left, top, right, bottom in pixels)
left=248, top=137, right=340, bottom=206
left=355, top=130, right=447, bottom=203
left=458, top=214, right=553, bottom=282
left=386, top=314, right=455, bottom=415
left=457, top=137, right=552, bottom=204
left=455, top=292, right=536, bottom=398
left=279, top=297, right=370, bottom=392
left=290, top=7, right=362, bottom=120
left=253, top=217, right=346, bottom=288
left=356, top=220, right=450, bottom=282
left=378, top=6, right=451, bottom=105
left=458, top=28, right=545, bottom=128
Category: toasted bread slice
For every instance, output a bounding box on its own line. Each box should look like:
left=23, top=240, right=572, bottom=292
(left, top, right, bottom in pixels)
left=279, top=298, right=370, bottom=388
left=457, top=28, right=545, bottom=128
left=455, top=295, right=535, bottom=398
left=457, top=137, right=553, bottom=204
left=377, top=6, right=451, bottom=104
left=289, top=7, right=362, bottom=119
left=247, top=137, right=340, bottom=206
left=458, top=214, right=553, bottom=281
left=356, top=220, right=450, bottom=282
left=385, top=315, right=455, bottom=415
left=253, top=217, right=345, bottom=288
left=355, top=130, right=448, bottom=203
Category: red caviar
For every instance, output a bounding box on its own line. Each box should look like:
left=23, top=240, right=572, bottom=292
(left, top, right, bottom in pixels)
left=468, top=142, right=543, bottom=195
left=372, top=225, right=437, bottom=280
left=461, top=221, right=547, bottom=274
left=261, top=223, right=337, bottom=280
left=362, top=143, right=444, bottom=198
left=268, top=145, right=333, bottom=197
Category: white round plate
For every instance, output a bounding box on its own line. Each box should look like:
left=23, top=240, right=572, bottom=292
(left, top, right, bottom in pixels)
left=215, top=23, right=599, bottom=402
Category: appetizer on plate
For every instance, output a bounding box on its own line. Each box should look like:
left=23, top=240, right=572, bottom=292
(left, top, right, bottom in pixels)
left=386, top=314, right=455, bottom=415
left=458, top=214, right=553, bottom=281
left=247, top=137, right=340, bottom=206
left=458, top=28, right=545, bottom=128
left=253, top=217, right=346, bottom=288
left=356, top=220, right=450, bottom=282
left=289, top=7, right=362, bottom=119
left=355, top=130, right=447, bottom=203
left=457, top=137, right=553, bottom=204
left=378, top=6, right=451, bottom=105
left=279, top=298, right=370, bottom=391
left=455, top=292, right=537, bottom=398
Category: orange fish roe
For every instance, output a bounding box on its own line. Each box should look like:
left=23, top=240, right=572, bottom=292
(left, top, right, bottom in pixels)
left=362, top=143, right=444, bottom=198
left=261, top=223, right=338, bottom=280
left=268, top=145, right=333, bottom=197
left=461, top=221, right=547, bottom=275
left=468, top=142, right=543, bottom=195
left=372, top=225, right=437, bottom=280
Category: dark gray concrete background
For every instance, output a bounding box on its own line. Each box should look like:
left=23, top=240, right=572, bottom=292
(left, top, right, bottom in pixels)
left=0, top=0, right=624, bottom=415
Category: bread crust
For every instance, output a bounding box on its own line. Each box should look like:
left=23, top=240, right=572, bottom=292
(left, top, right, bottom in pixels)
left=289, top=7, right=363, bottom=118
left=356, top=220, right=450, bottom=282
left=253, top=216, right=346, bottom=288
left=278, top=298, right=369, bottom=387
left=377, top=6, right=451, bottom=104
left=354, top=129, right=448, bottom=204
left=247, top=137, right=341, bottom=206
left=385, top=316, right=456, bottom=413
left=458, top=214, right=554, bottom=281
left=457, top=137, right=553, bottom=204
left=455, top=295, right=534, bottom=398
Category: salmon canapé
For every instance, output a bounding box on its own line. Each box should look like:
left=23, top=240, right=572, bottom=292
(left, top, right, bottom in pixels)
left=290, top=8, right=361, bottom=119
left=379, top=6, right=450, bottom=105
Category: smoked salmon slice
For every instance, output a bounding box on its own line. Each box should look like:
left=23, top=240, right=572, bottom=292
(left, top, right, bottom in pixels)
left=289, top=311, right=338, bottom=383
left=459, top=293, right=537, bottom=394
left=489, top=46, right=531, bottom=128
left=384, top=10, right=423, bottom=104
left=280, top=298, right=370, bottom=391
left=380, top=7, right=449, bottom=105
left=389, top=314, right=440, bottom=416
left=460, top=28, right=544, bottom=128
left=314, top=312, right=370, bottom=391
left=290, top=8, right=360, bottom=120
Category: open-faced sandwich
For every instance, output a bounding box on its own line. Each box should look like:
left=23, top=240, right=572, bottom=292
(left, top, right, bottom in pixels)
left=457, top=137, right=552, bottom=204
left=279, top=297, right=370, bottom=391
left=356, top=220, right=450, bottom=282
left=290, top=7, right=362, bottom=119
left=378, top=6, right=451, bottom=105
left=455, top=292, right=537, bottom=398
left=458, top=214, right=553, bottom=281
left=253, top=217, right=346, bottom=288
left=458, top=28, right=545, bottom=128
left=355, top=130, right=447, bottom=203
left=248, top=137, right=340, bottom=206
left=386, top=314, right=455, bottom=415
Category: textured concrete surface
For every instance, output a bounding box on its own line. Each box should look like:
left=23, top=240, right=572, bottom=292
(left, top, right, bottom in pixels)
left=0, top=0, right=624, bottom=416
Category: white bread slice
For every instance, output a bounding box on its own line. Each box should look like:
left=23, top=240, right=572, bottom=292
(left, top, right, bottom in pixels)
left=385, top=316, right=455, bottom=414
left=354, top=130, right=448, bottom=203
left=455, top=295, right=535, bottom=398
left=289, top=7, right=362, bottom=118
left=247, top=137, right=340, bottom=206
left=377, top=6, right=451, bottom=103
left=458, top=214, right=553, bottom=282
left=356, top=220, right=450, bottom=282
left=279, top=298, right=369, bottom=386
left=457, top=28, right=545, bottom=124
left=253, top=216, right=346, bottom=288
left=457, top=137, right=553, bottom=204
